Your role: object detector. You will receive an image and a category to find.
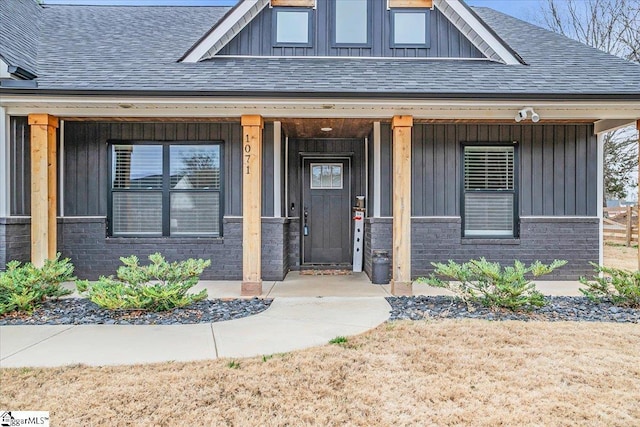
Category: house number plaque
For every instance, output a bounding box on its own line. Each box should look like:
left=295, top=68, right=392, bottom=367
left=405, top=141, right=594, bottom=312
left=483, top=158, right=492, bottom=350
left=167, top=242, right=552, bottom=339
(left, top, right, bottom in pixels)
left=244, top=135, right=252, bottom=175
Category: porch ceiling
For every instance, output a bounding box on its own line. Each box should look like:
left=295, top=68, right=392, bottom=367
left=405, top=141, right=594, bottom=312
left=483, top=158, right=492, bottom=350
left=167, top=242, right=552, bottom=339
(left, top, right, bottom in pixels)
left=280, top=118, right=374, bottom=139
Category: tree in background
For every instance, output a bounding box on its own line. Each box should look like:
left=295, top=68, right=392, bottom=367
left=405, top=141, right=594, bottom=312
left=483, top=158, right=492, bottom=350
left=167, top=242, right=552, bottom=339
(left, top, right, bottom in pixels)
left=541, top=0, right=640, bottom=203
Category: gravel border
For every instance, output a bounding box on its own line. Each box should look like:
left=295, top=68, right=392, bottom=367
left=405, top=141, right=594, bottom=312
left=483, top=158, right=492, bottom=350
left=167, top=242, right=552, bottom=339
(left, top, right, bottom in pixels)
left=387, top=296, right=640, bottom=323
left=3, top=296, right=638, bottom=326
left=0, top=298, right=272, bottom=326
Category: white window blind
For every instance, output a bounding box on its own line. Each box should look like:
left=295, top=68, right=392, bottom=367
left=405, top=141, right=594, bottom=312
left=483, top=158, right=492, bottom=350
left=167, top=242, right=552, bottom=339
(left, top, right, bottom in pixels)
left=463, top=146, right=515, bottom=237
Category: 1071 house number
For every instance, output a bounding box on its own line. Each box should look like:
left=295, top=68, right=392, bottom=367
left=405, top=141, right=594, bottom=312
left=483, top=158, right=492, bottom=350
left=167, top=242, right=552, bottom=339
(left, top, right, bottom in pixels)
left=244, top=134, right=251, bottom=175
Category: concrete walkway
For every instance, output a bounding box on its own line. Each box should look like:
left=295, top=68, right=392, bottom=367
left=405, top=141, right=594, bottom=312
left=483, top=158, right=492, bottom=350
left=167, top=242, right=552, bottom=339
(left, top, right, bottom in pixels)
left=0, top=274, right=585, bottom=368
left=0, top=297, right=390, bottom=368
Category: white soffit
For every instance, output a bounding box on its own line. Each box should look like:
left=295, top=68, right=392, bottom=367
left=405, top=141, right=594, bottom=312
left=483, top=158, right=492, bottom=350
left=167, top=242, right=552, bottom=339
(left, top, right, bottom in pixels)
left=0, top=58, right=11, bottom=79
left=434, top=0, right=522, bottom=65
left=181, top=0, right=270, bottom=63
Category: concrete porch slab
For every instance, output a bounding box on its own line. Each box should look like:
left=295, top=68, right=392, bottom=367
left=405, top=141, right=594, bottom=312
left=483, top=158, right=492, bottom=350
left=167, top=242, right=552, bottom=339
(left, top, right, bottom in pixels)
left=267, top=272, right=390, bottom=297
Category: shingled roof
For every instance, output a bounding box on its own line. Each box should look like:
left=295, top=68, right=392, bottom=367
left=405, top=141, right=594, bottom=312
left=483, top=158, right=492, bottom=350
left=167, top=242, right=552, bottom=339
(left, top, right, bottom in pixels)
left=1, top=1, right=639, bottom=99
left=0, top=0, right=42, bottom=75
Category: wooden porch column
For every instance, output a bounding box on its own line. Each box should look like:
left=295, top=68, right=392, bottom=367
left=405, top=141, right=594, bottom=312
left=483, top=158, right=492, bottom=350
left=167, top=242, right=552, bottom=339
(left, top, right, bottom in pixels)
left=241, top=115, right=264, bottom=296
left=637, top=120, right=640, bottom=270
left=28, top=114, right=58, bottom=267
left=391, top=115, right=413, bottom=296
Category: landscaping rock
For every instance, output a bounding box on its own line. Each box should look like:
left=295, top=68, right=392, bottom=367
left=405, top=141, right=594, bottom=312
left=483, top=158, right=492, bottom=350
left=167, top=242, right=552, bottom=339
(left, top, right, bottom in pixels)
left=386, top=296, right=640, bottom=323
left=0, top=298, right=272, bottom=325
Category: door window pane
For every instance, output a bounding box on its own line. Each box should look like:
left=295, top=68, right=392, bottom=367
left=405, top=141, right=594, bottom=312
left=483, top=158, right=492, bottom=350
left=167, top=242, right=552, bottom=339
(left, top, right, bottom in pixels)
left=393, top=11, right=427, bottom=45
left=335, top=0, right=368, bottom=45
left=311, top=163, right=343, bottom=189
left=276, top=10, right=310, bottom=44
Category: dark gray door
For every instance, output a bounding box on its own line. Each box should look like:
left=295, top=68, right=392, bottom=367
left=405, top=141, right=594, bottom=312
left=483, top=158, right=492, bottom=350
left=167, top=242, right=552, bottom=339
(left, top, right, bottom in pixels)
left=302, top=159, right=351, bottom=264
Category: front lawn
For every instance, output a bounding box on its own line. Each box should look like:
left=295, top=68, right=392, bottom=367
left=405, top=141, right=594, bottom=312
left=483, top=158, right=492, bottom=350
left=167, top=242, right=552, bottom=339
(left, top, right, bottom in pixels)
left=2, top=319, right=639, bottom=426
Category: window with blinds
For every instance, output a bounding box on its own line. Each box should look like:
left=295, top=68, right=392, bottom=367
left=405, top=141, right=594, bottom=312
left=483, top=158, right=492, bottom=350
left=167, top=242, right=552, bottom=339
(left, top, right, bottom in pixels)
left=463, top=145, right=517, bottom=237
left=110, top=143, right=222, bottom=237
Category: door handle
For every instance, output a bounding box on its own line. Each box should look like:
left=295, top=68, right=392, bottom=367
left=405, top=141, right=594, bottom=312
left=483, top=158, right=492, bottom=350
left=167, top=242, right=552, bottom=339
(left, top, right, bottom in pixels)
left=303, top=207, right=309, bottom=236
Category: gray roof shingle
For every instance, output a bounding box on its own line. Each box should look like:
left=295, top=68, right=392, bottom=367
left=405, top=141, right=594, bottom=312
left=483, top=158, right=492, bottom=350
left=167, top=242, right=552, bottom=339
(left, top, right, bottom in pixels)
left=2, top=2, right=639, bottom=98
left=0, top=0, right=42, bottom=75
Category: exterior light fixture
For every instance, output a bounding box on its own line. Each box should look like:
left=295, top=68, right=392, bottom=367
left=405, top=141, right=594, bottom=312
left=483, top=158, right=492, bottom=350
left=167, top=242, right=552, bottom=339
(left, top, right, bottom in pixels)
left=515, top=107, right=540, bottom=123
left=320, top=127, right=333, bottom=132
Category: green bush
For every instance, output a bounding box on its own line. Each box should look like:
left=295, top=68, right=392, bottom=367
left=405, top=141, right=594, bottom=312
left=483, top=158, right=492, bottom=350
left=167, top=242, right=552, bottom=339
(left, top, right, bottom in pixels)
left=0, top=254, right=75, bottom=315
left=418, top=258, right=567, bottom=311
left=76, top=253, right=210, bottom=312
left=579, top=264, right=640, bottom=308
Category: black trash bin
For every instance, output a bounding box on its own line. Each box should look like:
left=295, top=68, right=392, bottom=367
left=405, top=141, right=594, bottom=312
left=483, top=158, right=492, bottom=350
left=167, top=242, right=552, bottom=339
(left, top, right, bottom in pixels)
left=371, top=251, right=390, bottom=285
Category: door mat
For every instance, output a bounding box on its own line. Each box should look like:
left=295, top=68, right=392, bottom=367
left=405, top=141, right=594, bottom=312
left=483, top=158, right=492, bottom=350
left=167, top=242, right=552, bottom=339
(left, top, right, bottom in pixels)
left=299, top=269, right=353, bottom=276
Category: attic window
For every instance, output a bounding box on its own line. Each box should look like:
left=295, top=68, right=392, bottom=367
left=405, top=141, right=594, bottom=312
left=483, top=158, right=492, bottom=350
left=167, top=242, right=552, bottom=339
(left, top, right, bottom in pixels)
left=333, top=0, right=371, bottom=46
left=274, top=8, right=313, bottom=46
left=391, top=10, right=430, bottom=48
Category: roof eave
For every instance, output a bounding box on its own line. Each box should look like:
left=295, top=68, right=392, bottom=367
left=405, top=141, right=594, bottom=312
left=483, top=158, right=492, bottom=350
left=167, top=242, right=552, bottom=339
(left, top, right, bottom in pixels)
left=1, top=87, right=639, bottom=102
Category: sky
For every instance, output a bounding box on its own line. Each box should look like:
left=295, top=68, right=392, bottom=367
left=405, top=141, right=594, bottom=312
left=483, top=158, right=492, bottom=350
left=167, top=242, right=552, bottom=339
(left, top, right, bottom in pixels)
left=41, top=0, right=543, bottom=22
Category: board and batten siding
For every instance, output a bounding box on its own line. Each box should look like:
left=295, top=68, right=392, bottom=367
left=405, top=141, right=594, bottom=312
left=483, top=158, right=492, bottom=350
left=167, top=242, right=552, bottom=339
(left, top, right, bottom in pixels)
left=61, top=121, right=273, bottom=218
left=218, top=3, right=483, bottom=58
left=375, top=123, right=598, bottom=217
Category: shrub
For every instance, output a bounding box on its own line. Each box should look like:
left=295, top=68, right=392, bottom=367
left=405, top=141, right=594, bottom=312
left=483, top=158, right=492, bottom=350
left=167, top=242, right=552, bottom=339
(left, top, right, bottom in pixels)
left=76, top=253, right=210, bottom=312
left=0, top=254, right=75, bottom=315
left=579, top=264, right=640, bottom=308
left=418, top=258, right=567, bottom=311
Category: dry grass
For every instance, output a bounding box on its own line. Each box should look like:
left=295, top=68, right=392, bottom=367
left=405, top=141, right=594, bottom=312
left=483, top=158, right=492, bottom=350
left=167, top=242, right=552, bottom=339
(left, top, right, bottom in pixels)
left=604, top=243, right=639, bottom=271
left=2, top=320, right=639, bottom=426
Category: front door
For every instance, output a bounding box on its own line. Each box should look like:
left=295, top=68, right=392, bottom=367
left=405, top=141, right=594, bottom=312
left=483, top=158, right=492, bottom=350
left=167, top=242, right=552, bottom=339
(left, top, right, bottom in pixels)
left=302, top=158, right=351, bottom=265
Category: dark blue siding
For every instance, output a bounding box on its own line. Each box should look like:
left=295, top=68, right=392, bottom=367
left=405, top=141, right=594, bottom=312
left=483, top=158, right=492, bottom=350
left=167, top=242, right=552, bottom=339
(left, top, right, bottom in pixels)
left=218, top=3, right=484, bottom=58
left=402, top=123, right=598, bottom=217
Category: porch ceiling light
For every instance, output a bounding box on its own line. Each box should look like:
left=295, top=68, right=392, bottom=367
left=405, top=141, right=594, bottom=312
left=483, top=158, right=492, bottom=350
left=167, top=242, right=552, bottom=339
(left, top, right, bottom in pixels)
left=118, top=103, right=133, bottom=109
left=321, top=127, right=333, bottom=132
left=515, top=107, right=540, bottom=123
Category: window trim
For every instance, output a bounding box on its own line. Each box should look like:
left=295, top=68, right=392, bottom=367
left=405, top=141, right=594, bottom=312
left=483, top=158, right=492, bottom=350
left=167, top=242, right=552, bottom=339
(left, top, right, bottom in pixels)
left=331, top=0, right=373, bottom=48
left=390, top=8, right=431, bottom=49
left=272, top=7, right=314, bottom=48
left=460, top=142, right=519, bottom=239
left=107, top=140, right=224, bottom=238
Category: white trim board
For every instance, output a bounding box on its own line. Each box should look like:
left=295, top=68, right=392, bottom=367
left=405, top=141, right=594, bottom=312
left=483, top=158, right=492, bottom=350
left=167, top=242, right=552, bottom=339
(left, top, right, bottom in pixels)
left=273, top=121, right=282, bottom=217
left=182, top=0, right=270, bottom=63
left=597, top=133, right=605, bottom=268
left=0, top=107, right=9, bottom=216
left=434, top=0, right=521, bottom=65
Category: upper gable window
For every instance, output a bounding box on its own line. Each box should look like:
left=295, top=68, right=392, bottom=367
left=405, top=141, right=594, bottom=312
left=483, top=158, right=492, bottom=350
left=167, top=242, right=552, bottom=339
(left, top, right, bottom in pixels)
left=274, top=8, right=313, bottom=46
left=333, top=0, right=371, bottom=46
left=391, top=9, right=430, bottom=48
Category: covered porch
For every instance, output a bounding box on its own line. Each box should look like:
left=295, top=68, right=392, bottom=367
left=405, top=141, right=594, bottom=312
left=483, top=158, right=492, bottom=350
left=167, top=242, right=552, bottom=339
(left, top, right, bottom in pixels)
left=1, top=96, right=639, bottom=297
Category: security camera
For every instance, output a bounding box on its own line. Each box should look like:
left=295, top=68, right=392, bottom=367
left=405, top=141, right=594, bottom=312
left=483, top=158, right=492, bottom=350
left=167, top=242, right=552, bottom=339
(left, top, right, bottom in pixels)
left=514, top=107, right=540, bottom=123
